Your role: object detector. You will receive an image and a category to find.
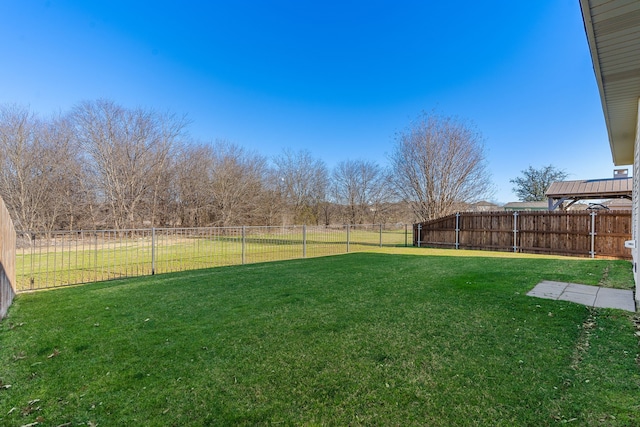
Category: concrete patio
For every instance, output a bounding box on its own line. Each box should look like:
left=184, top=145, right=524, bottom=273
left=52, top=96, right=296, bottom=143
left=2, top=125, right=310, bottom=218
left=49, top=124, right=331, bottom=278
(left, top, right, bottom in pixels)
left=527, top=280, right=636, bottom=312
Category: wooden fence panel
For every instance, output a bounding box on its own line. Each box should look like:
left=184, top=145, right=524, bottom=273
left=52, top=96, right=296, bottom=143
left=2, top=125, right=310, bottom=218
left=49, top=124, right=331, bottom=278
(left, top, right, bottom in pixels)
left=459, top=212, right=514, bottom=251
left=594, top=211, right=631, bottom=258
left=0, top=196, right=16, bottom=318
left=416, top=214, right=457, bottom=248
left=518, top=212, right=590, bottom=256
left=415, top=210, right=631, bottom=259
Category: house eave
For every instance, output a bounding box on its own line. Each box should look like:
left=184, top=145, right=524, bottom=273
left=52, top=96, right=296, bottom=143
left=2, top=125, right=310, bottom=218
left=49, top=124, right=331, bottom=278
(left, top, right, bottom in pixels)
left=579, top=0, right=640, bottom=166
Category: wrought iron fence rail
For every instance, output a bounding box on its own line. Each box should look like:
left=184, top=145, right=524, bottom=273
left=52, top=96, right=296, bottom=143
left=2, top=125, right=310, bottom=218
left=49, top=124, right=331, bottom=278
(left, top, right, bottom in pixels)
left=16, top=224, right=409, bottom=292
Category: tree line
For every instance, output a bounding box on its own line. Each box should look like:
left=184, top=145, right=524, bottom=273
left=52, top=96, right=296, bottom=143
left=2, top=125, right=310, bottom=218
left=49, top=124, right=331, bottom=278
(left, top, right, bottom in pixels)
left=0, top=101, right=493, bottom=232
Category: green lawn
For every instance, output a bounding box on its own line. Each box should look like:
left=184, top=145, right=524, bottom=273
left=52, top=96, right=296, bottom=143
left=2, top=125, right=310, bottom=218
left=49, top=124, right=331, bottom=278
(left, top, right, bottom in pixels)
left=1, top=250, right=638, bottom=426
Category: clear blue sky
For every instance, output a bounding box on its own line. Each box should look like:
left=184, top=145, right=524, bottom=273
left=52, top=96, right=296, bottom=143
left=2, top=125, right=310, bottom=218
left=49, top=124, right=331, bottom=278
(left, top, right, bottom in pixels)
left=0, top=1, right=621, bottom=203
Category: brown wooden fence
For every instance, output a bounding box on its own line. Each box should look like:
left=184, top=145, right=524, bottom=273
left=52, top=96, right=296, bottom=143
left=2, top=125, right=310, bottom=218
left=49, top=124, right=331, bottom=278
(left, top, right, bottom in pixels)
left=0, top=196, right=16, bottom=318
left=414, top=210, right=632, bottom=259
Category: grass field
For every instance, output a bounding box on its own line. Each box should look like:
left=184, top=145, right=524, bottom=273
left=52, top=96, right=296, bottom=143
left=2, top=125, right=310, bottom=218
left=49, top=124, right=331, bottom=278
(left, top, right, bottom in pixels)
left=1, top=250, right=639, bottom=426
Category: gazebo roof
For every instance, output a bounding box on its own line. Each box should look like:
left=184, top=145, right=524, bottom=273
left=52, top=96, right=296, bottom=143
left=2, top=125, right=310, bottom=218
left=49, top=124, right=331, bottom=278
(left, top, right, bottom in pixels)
left=546, top=177, right=632, bottom=199
left=546, top=177, right=632, bottom=210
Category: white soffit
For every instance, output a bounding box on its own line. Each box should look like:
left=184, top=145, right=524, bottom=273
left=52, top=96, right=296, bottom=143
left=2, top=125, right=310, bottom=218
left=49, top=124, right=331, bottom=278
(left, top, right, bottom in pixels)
left=580, top=0, right=640, bottom=165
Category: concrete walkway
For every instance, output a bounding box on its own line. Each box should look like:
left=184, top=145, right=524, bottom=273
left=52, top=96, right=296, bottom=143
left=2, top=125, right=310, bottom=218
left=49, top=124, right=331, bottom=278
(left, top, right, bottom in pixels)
left=527, top=281, right=636, bottom=312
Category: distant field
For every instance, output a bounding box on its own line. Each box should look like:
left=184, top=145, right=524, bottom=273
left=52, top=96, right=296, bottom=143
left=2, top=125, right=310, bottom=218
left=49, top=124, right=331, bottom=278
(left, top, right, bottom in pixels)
left=1, top=252, right=637, bottom=426
left=16, top=226, right=409, bottom=291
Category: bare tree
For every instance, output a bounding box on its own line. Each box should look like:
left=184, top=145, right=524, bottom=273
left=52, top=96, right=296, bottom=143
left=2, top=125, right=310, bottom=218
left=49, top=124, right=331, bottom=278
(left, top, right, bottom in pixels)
left=260, top=168, right=288, bottom=226
left=71, top=100, right=187, bottom=229
left=174, top=141, right=271, bottom=226
left=209, top=141, right=268, bottom=226
left=174, top=143, right=215, bottom=227
left=510, top=165, right=568, bottom=202
left=273, top=149, right=329, bottom=225
left=389, top=111, right=493, bottom=222
left=317, top=200, right=335, bottom=226
left=331, top=159, right=392, bottom=224
left=0, top=104, right=84, bottom=232
left=0, top=104, right=43, bottom=230
left=38, top=115, right=88, bottom=231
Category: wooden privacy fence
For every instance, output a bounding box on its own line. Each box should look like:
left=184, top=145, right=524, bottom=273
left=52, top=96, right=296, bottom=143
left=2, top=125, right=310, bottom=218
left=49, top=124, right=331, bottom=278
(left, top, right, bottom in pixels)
left=0, top=196, right=16, bottom=318
left=414, top=210, right=632, bottom=259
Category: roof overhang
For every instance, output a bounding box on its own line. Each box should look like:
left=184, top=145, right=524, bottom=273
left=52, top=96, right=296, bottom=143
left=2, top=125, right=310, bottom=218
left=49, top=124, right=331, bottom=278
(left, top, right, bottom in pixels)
left=579, top=0, right=640, bottom=166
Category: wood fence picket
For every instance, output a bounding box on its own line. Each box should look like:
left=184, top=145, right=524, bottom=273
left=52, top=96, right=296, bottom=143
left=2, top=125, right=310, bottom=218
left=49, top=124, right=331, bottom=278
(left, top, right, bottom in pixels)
left=414, top=210, right=632, bottom=259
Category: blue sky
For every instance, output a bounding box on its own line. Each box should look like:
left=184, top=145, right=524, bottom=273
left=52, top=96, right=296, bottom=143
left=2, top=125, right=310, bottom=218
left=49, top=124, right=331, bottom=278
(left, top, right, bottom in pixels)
left=0, top=1, right=621, bottom=203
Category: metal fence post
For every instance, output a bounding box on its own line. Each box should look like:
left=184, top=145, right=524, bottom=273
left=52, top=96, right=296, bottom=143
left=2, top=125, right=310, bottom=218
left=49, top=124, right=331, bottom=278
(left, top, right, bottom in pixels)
left=455, top=212, right=460, bottom=249
left=346, top=224, right=350, bottom=253
left=405, top=224, right=408, bottom=247
left=242, top=226, right=246, bottom=264
left=513, top=212, right=518, bottom=253
left=417, top=224, right=422, bottom=247
left=379, top=224, right=383, bottom=247
left=590, top=211, right=596, bottom=259
left=303, top=225, right=307, bottom=258
left=31, top=233, right=36, bottom=289
left=94, top=232, right=98, bottom=278
left=151, top=227, right=156, bottom=275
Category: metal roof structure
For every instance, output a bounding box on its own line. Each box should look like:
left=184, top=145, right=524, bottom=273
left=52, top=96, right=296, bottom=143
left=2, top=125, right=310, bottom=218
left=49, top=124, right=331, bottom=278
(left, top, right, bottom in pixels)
left=579, top=0, right=640, bottom=165
left=546, top=177, right=632, bottom=210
